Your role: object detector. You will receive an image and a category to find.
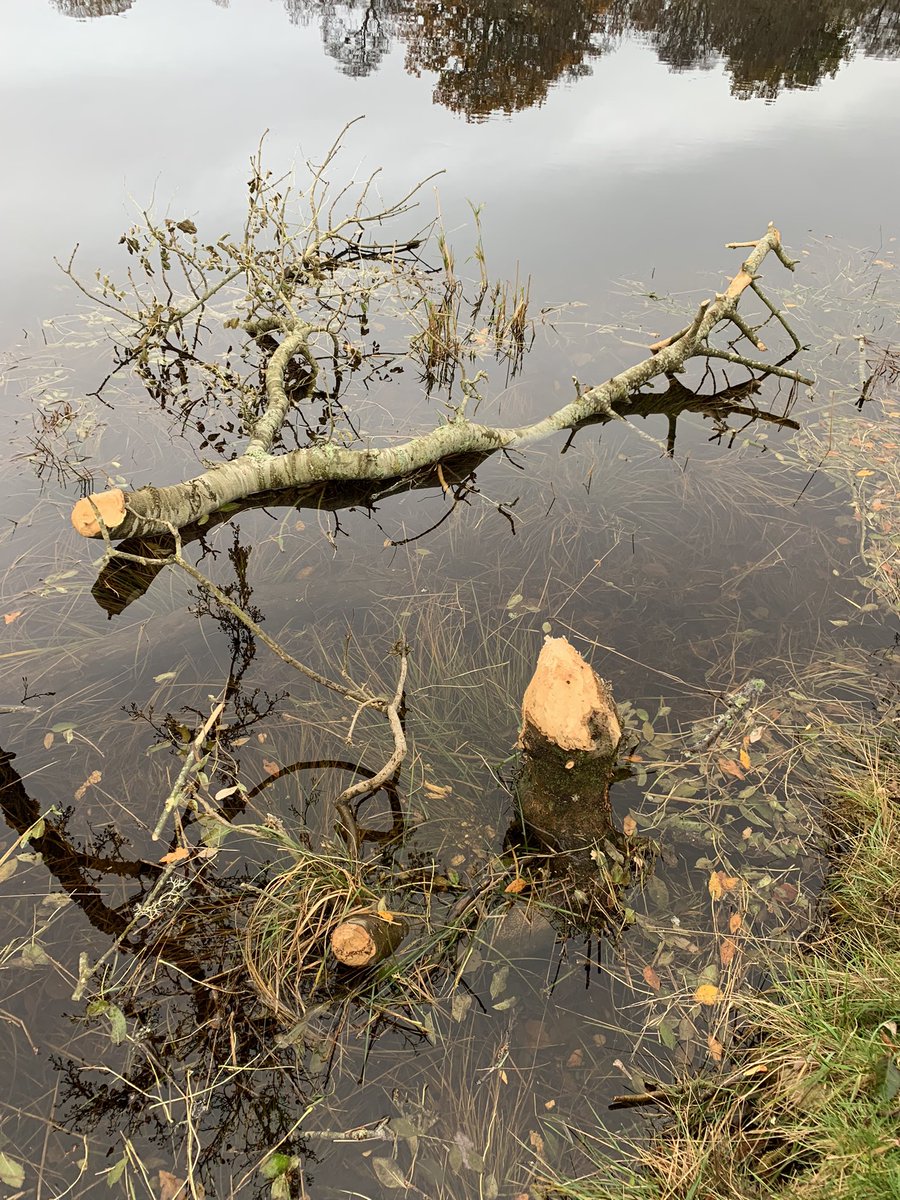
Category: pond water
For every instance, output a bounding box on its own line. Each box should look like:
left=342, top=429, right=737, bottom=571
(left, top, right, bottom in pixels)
left=1, top=3, right=900, bottom=1198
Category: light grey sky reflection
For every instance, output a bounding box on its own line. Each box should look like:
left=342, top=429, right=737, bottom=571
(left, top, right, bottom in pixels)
left=1, top=0, right=899, bottom=344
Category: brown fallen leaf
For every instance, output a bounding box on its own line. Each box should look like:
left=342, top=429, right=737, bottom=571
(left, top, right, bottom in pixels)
left=159, top=847, right=190, bottom=866
left=707, top=1033, right=724, bottom=1062
left=504, top=877, right=528, bottom=894
left=709, top=870, right=741, bottom=901
left=3, top=611, right=22, bottom=624
left=622, top=816, right=637, bottom=837
left=566, top=1048, right=584, bottom=1068
left=158, top=1170, right=204, bottom=1200
left=729, top=912, right=743, bottom=934
left=262, top=758, right=281, bottom=777
left=43, top=732, right=54, bottom=751
left=74, top=770, right=102, bottom=801
left=642, top=965, right=662, bottom=992
left=720, top=938, right=738, bottom=967
left=773, top=881, right=798, bottom=905
left=718, top=757, right=745, bottom=780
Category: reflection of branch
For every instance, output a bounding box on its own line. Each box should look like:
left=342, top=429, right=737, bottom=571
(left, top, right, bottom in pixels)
left=0, top=746, right=160, bottom=939
left=86, top=511, right=410, bottom=845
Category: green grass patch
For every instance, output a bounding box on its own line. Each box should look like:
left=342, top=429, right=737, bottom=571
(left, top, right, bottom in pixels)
left=551, top=724, right=900, bottom=1200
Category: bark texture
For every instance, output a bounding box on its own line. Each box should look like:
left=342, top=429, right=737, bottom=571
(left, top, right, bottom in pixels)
left=70, top=226, right=811, bottom=541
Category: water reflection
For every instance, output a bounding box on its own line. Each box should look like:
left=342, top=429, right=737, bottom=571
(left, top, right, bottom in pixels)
left=57, top=0, right=900, bottom=114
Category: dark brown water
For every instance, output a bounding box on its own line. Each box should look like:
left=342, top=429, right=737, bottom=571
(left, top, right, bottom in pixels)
left=1, top=3, right=900, bottom=1198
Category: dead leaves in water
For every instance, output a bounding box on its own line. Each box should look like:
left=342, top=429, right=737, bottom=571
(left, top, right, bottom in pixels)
left=74, top=770, right=101, bottom=801
left=708, top=870, right=741, bottom=901
left=693, top=983, right=723, bottom=1006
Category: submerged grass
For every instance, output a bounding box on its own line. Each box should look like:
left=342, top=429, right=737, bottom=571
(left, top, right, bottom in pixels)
left=553, top=719, right=900, bottom=1200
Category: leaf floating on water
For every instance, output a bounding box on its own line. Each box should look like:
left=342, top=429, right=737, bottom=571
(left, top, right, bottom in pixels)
left=504, top=877, right=527, bottom=894
left=642, top=965, right=662, bottom=992
left=693, top=984, right=723, bottom=1006
left=43, top=732, right=54, bottom=751
left=0, top=860, right=17, bottom=884
left=74, top=769, right=101, bottom=801
left=159, top=847, right=190, bottom=865
left=719, top=938, right=738, bottom=967
left=707, top=1034, right=724, bottom=1062
left=623, top=816, right=637, bottom=837
left=506, top=593, right=524, bottom=609
left=718, top=757, right=745, bottom=780
left=856, top=468, right=876, bottom=477
left=0, top=1152, right=25, bottom=1189
left=709, top=870, right=741, bottom=901
left=739, top=748, right=752, bottom=770
left=729, top=912, right=743, bottom=934
left=3, top=610, right=22, bottom=624
left=262, top=758, right=281, bottom=776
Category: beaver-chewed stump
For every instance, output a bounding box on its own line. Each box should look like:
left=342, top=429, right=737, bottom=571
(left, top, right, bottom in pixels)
left=516, top=636, right=623, bottom=875
left=330, top=911, right=409, bottom=968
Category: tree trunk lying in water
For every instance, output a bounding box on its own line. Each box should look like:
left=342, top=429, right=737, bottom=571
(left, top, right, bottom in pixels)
left=70, top=225, right=810, bottom=542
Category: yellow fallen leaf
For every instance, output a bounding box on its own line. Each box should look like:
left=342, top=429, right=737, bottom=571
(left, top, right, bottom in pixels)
left=694, top=984, right=722, bottom=1006
left=504, top=877, right=528, bottom=894
left=375, top=910, right=396, bottom=924
left=729, top=912, right=743, bottom=934
left=623, top=816, right=637, bottom=837
left=720, top=938, right=737, bottom=967
left=856, top=469, right=875, bottom=477
left=739, top=747, right=752, bottom=770
left=707, top=1033, right=724, bottom=1062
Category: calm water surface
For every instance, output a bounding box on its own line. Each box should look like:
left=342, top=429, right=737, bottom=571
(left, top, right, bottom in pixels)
left=1, top=2, right=900, bottom=1197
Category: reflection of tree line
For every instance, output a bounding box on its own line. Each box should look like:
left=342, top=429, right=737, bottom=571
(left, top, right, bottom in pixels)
left=57, top=0, right=900, bottom=115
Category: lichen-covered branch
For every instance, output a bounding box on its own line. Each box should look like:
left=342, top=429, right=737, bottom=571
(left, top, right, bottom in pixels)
left=71, top=224, right=812, bottom=541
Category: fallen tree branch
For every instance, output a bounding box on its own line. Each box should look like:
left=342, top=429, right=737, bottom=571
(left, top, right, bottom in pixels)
left=70, top=224, right=813, bottom=541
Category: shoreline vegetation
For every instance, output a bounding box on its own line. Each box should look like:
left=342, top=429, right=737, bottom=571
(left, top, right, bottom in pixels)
left=552, top=382, right=900, bottom=1200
